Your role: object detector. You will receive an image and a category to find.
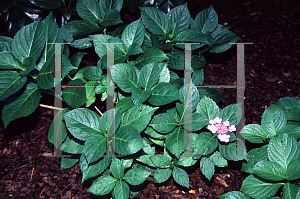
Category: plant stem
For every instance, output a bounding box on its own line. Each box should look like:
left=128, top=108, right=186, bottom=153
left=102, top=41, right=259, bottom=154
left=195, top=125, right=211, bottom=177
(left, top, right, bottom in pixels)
left=39, top=104, right=62, bottom=110
left=94, top=106, right=103, bottom=116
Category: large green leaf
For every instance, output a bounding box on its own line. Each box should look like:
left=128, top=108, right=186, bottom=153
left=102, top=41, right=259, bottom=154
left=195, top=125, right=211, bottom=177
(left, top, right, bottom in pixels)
left=114, top=126, right=144, bottom=156
left=196, top=96, right=220, bottom=121
left=131, top=88, right=152, bottom=106
left=181, top=112, right=208, bottom=132
left=200, top=157, right=214, bottom=181
left=0, top=52, right=23, bottom=70
left=62, top=20, right=102, bottom=43
left=154, top=168, right=172, bottom=183
left=148, top=82, right=179, bottom=106
left=173, top=29, right=212, bottom=50
left=209, top=24, right=241, bottom=53
left=111, top=157, right=124, bottom=179
left=76, top=0, right=102, bottom=22
left=37, top=13, right=63, bottom=89
left=158, top=63, right=170, bottom=83
left=12, top=20, right=45, bottom=63
left=194, top=5, right=218, bottom=33
left=277, top=125, right=300, bottom=140
left=218, top=103, right=242, bottom=126
left=61, top=156, right=79, bottom=169
left=100, top=9, right=123, bottom=26
left=84, top=134, right=106, bottom=165
left=192, top=69, right=205, bottom=85
left=167, top=3, right=190, bottom=33
left=282, top=182, right=300, bottom=199
left=261, top=104, right=287, bottom=137
left=90, top=34, right=112, bottom=58
left=114, top=63, right=139, bottom=93
left=209, top=151, right=228, bottom=167
left=253, top=160, right=286, bottom=181
left=167, top=49, right=184, bottom=70
left=150, top=113, right=178, bottom=134
left=64, top=108, right=102, bottom=141
left=198, top=88, right=223, bottom=104
left=99, top=0, right=123, bottom=16
left=286, top=158, right=300, bottom=181
left=0, top=36, right=13, bottom=52
left=0, top=71, right=27, bottom=101
left=193, top=131, right=217, bottom=157
left=48, top=109, right=68, bottom=148
left=240, top=175, right=284, bottom=199
left=219, top=191, right=250, bottom=199
left=134, top=48, right=168, bottom=69
left=219, top=138, right=247, bottom=161
left=140, top=7, right=170, bottom=35
left=62, top=79, right=86, bottom=108
left=88, top=175, right=117, bottom=195
left=172, top=166, right=189, bottom=188
left=275, top=97, right=300, bottom=121
left=120, top=105, right=158, bottom=132
left=113, top=181, right=129, bottom=199
left=2, top=82, right=40, bottom=128
left=124, top=167, right=150, bottom=185
left=138, top=62, right=160, bottom=89
left=63, top=138, right=84, bottom=154
left=268, top=133, right=300, bottom=169
left=121, top=19, right=145, bottom=48
left=150, top=154, right=172, bottom=168
left=80, top=155, right=111, bottom=182
left=242, top=124, right=271, bottom=143
left=165, top=127, right=185, bottom=156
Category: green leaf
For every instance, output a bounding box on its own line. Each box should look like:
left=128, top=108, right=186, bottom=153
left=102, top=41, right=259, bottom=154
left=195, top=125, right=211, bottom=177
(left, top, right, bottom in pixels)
left=198, top=88, right=223, bottom=104
left=124, top=167, right=150, bottom=185
left=196, top=96, right=220, bottom=121
left=120, top=105, right=158, bottom=132
left=64, top=108, right=102, bottom=141
left=90, top=34, right=113, bottom=58
left=268, top=133, right=300, bottom=169
left=192, top=55, right=206, bottom=70
left=113, top=181, right=129, bottom=199
left=253, top=160, right=286, bottom=181
left=219, top=138, right=247, bottom=161
left=167, top=3, right=190, bottom=33
left=261, top=104, right=287, bottom=137
left=150, top=154, right=172, bottom=168
left=172, top=166, right=189, bottom=188
left=0, top=36, right=13, bottom=52
left=150, top=113, right=178, bottom=134
left=158, top=63, right=170, bottom=83
left=127, top=43, right=143, bottom=56
left=88, top=175, right=117, bottom=195
left=111, top=157, right=124, bottom=179
left=134, top=48, right=168, bottom=69
left=2, top=82, right=40, bottom=128
left=182, top=112, right=208, bottom=132
left=61, top=156, right=79, bottom=169
left=148, top=82, right=179, bottom=106
left=84, top=134, right=106, bottom=164
left=0, top=52, right=23, bottom=70
left=138, top=62, right=160, bottom=89
left=76, top=0, right=102, bottom=22
left=200, top=157, right=214, bottom=181
left=20, top=57, right=36, bottom=76
left=48, top=109, right=68, bottom=147
left=28, top=0, right=63, bottom=9
left=209, top=25, right=241, bottom=53
left=115, top=97, right=134, bottom=114
left=242, top=124, right=271, bottom=143
left=193, top=132, right=217, bottom=157
left=144, top=127, right=166, bottom=139
left=282, top=182, right=300, bottom=199
left=12, top=20, right=46, bottom=63
left=114, top=126, right=144, bottom=156
left=240, top=175, right=284, bottom=199
left=140, top=7, right=170, bottom=35
left=62, top=79, right=86, bottom=108
left=177, top=151, right=197, bottom=167
left=99, top=0, right=123, bottom=16
left=286, top=158, right=300, bottom=181
left=70, top=52, right=87, bottom=71
left=85, top=81, right=96, bottom=107
left=167, top=49, right=184, bottom=70
left=80, top=155, right=111, bottom=182
left=208, top=151, right=228, bottom=167
left=194, top=5, right=218, bottom=33
left=100, top=9, right=123, bottom=26
left=63, top=138, right=84, bottom=154
left=121, top=19, right=145, bottom=47
left=83, top=66, right=102, bottom=81
left=154, top=168, right=172, bottom=183
left=165, top=127, right=185, bottom=156
left=131, top=88, right=152, bottom=106
left=192, top=69, right=204, bottom=85
left=37, top=13, right=63, bottom=89
left=0, top=71, right=27, bottom=101
left=275, top=97, right=300, bottom=121
left=62, top=20, right=102, bottom=43
left=277, top=125, right=300, bottom=140
left=219, top=191, right=250, bottom=199
left=218, top=103, right=242, bottom=126
left=173, top=29, right=212, bottom=50
left=114, top=63, right=139, bottom=93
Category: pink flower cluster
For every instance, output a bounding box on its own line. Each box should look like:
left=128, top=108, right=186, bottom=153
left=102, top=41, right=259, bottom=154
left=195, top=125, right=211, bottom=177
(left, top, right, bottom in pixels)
left=207, top=117, right=236, bottom=143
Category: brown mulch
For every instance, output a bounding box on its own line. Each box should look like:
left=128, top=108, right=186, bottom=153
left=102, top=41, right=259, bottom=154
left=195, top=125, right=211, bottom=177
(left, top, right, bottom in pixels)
left=1, top=0, right=300, bottom=198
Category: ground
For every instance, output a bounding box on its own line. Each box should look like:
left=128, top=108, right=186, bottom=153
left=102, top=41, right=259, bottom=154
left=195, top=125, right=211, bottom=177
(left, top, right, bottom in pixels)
left=0, top=0, right=300, bottom=198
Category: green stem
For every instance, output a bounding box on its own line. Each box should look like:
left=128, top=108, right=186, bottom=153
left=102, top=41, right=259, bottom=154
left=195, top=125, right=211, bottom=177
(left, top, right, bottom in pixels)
left=67, top=74, right=73, bottom=81
left=103, top=28, right=107, bottom=35
left=28, top=74, right=37, bottom=80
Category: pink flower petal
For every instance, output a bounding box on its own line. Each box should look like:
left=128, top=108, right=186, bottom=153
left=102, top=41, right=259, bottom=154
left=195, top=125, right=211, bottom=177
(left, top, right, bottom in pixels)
left=223, top=121, right=230, bottom=126
left=228, top=125, right=236, bottom=132
left=208, top=125, right=217, bottom=134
